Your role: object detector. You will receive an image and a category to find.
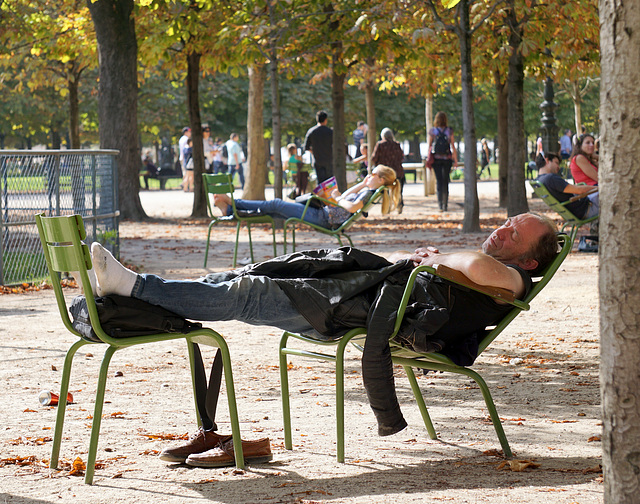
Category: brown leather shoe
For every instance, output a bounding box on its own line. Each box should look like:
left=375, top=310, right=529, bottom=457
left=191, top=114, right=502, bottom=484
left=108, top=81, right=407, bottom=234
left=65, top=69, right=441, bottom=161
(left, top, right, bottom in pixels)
left=159, top=428, right=232, bottom=463
left=185, top=437, right=273, bottom=468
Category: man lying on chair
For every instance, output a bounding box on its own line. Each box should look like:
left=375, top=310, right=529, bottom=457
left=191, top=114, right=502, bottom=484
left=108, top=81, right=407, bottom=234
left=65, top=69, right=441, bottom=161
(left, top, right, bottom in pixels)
left=89, top=213, right=558, bottom=464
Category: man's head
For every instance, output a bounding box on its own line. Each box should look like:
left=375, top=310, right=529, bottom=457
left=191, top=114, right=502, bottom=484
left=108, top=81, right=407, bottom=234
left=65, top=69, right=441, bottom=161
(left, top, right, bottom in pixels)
left=539, top=152, right=560, bottom=173
left=482, top=213, right=557, bottom=274
left=230, top=133, right=239, bottom=141
left=357, top=120, right=365, bottom=129
left=316, top=110, right=328, bottom=124
left=182, top=126, right=191, bottom=137
left=202, top=126, right=211, bottom=136
left=564, top=129, right=572, bottom=136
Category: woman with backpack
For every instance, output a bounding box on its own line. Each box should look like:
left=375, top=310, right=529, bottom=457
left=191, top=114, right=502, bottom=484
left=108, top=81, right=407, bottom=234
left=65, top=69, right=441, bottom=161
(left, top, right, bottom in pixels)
left=427, top=111, right=458, bottom=211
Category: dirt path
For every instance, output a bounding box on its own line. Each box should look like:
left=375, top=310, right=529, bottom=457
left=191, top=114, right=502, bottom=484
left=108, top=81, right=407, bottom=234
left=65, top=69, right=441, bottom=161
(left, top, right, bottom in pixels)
left=0, top=182, right=603, bottom=503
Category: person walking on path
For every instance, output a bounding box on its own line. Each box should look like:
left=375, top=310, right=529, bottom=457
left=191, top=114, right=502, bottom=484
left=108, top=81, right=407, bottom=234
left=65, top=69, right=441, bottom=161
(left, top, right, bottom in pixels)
left=371, top=128, right=406, bottom=213
left=304, top=110, right=333, bottom=184
left=178, top=126, right=191, bottom=189
left=225, top=133, right=244, bottom=189
left=427, top=112, right=458, bottom=212
left=353, top=121, right=367, bottom=158
left=560, top=129, right=572, bottom=160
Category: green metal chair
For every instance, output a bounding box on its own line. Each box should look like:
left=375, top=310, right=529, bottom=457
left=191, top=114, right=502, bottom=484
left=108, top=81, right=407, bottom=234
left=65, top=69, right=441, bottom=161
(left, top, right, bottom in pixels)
left=203, top=173, right=278, bottom=267
left=530, top=180, right=598, bottom=244
left=35, top=213, right=244, bottom=484
left=282, top=186, right=386, bottom=254
left=279, top=234, right=572, bottom=461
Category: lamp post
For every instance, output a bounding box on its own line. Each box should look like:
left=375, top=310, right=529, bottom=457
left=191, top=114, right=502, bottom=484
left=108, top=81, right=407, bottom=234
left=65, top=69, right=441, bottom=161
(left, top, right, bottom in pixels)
left=539, top=49, right=559, bottom=156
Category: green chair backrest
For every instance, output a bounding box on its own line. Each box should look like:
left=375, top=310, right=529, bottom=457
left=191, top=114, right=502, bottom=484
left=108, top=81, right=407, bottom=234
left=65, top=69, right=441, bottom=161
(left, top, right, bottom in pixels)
left=35, top=213, right=115, bottom=346
left=203, top=173, right=237, bottom=217
left=529, top=180, right=582, bottom=223
left=334, top=185, right=386, bottom=233
left=390, top=233, right=572, bottom=355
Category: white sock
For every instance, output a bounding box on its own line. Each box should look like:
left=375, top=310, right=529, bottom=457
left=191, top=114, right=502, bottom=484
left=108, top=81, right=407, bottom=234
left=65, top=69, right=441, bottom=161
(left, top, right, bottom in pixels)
left=71, top=268, right=98, bottom=296
left=91, top=242, right=138, bottom=297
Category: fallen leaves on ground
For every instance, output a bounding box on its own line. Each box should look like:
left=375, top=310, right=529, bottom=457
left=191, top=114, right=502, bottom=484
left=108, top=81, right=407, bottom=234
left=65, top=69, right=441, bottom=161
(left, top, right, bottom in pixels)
left=140, top=432, right=189, bottom=441
left=68, top=457, right=86, bottom=476
left=497, top=459, right=541, bottom=471
left=8, top=436, right=52, bottom=445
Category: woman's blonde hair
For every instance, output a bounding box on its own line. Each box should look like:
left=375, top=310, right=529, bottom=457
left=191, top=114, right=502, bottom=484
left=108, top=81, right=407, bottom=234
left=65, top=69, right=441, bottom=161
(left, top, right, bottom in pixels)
left=434, top=111, right=448, bottom=128
left=373, top=165, right=401, bottom=214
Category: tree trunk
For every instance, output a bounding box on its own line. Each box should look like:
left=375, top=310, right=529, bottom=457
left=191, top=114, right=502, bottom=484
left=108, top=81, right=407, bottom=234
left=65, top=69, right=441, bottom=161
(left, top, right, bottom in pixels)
left=505, top=0, right=528, bottom=216
left=494, top=70, right=509, bottom=208
left=365, top=78, right=376, bottom=171
left=600, top=0, right=640, bottom=500
left=458, top=0, right=480, bottom=233
left=244, top=64, right=267, bottom=200
left=50, top=125, right=62, bottom=150
left=87, top=0, right=145, bottom=220
left=186, top=51, right=207, bottom=217
left=68, top=73, right=80, bottom=149
left=572, top=81, right=583, bottom=135
left=269, top=41, right=283, bottom=199
left=331, top=62, right=347, bottom=192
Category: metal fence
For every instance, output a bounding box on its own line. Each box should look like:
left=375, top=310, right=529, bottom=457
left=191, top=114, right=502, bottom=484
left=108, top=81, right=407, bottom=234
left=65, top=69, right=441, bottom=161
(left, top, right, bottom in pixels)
left=0, top=150, right=119, bottom=286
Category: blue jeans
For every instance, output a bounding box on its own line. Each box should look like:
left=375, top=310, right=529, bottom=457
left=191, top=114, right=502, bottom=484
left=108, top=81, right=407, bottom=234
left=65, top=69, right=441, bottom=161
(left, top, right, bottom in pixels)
left=232, top=198, right=330, bottom=227
left=132, top=272, right=315, bottom=334
left=586, top=192, right=599, bottom=219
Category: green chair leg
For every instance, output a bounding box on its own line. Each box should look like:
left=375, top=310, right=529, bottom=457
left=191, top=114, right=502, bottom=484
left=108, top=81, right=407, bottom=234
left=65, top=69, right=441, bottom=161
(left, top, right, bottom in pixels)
left=216, top=336, right=244, bottom=469
left=204, top=221, right=216, bottom=267
left=233, top=221, right=242, bottom=268
left=246, top=223, right=255, bottom=263
left=463, top=367, right=513, bottom=458
left=50, top=339, right=90, bottom=470
left=291, top=225, right=296, bottom=253
left=270, top=225, right=277, bottom=258
left=85, top=346, right=117, bottom=485
left=186, top=342, right=204, bottom=429
left=402, top=366, right=437, bottom=440
left=279, top=332, right=293, bottom=451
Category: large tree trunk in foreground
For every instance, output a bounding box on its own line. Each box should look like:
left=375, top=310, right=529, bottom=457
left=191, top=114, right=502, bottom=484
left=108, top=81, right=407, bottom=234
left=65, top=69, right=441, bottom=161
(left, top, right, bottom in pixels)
left=600, top=0, right=640, bottom=501
left=87, top=0, right=145, bottom=220
left=244, top=64, right=267, bottom=200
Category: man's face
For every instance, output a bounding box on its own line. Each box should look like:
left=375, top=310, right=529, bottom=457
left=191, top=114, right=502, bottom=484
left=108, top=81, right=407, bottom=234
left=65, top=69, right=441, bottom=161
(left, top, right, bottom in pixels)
left=547, top=157, right=560, bottom=173
left=482, top=214, right=547, bottom=269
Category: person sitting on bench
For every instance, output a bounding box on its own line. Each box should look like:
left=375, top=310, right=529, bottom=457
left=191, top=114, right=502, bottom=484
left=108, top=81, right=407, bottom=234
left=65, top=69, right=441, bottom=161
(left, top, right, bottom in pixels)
left=213, top=165, right=401, bottom=229
left=536, top=152, right=599, bottom=220
left=88, top=213, right=558, bottom=466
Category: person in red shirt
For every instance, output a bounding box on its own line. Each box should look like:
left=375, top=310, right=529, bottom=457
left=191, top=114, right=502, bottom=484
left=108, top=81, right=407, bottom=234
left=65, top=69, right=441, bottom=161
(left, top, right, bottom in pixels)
left=570, top=133, right=598, bottom=186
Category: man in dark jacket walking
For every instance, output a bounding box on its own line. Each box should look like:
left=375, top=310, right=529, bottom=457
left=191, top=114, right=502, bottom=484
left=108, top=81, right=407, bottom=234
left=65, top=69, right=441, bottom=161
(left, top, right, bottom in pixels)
left=90, top=213, right=557, bottom=461
left=304, top=110, right=333, bottom=183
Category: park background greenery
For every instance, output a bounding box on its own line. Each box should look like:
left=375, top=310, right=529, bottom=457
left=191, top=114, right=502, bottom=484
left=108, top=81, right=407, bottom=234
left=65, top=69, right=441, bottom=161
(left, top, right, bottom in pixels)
left=0, top=0, right=600, bottom=226
left=0, top=0, right=599, bottom=149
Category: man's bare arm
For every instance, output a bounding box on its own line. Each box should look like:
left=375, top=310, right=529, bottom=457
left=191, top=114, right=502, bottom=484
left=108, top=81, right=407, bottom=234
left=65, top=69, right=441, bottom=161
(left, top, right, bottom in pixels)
left=411, top=250, right=526, bottom=299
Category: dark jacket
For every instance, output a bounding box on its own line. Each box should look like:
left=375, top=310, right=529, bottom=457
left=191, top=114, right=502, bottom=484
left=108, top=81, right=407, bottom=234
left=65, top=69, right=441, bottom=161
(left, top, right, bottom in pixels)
left=236, top=247, right=528, bottom=435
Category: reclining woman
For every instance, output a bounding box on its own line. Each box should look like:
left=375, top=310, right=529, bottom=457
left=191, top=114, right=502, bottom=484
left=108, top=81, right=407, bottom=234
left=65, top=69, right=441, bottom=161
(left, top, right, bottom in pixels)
left=213, top=164, right=401, bottom=229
